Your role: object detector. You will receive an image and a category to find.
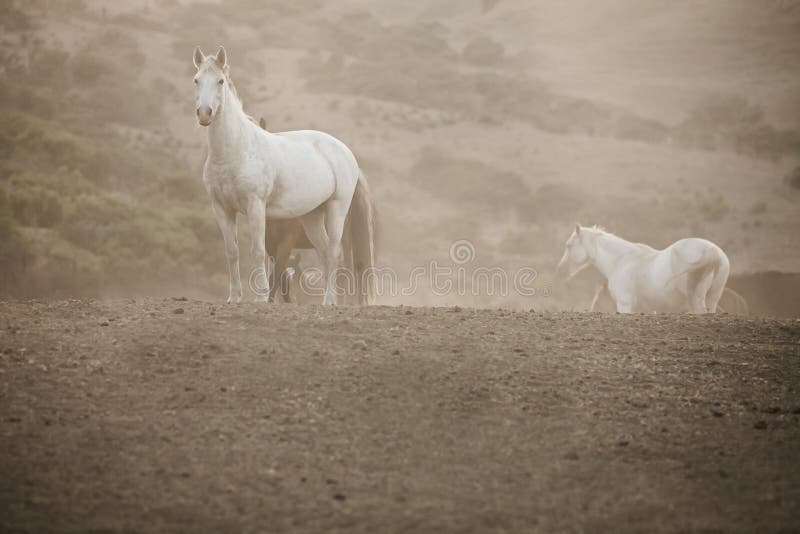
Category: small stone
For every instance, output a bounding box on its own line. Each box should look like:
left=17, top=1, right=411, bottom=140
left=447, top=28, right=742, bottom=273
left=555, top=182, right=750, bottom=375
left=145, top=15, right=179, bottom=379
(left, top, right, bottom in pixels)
left=405, top=310, right=413, bottom=315
left=617, top=440, right=630, bottom=447
left=453, top=306, right=462, bottom=312
left=173, top=308, right=185, bottom=314
left=563, top=452, right=579, bottom=461
left=392, top=349, right=400, bottom=355
left=100, top=321, right=109, bottom=326
left=712, top=410, right=724, bottom=418
left=753, top=420, right=767, bottom=430
left=352, top=340, right=368, bottom=351
left=333, top=493, right=347, bottom=501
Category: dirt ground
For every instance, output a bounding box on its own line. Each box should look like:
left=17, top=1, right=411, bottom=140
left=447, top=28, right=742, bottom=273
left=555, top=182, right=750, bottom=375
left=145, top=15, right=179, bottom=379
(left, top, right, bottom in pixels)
left=1, top=299, right=799, bottom=532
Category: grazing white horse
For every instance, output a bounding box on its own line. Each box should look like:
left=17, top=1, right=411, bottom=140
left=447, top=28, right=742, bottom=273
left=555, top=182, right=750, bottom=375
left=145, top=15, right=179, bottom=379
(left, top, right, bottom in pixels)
left=557, top=225, right=730, bottom=313
left=193, top=46, right=375, bottom=305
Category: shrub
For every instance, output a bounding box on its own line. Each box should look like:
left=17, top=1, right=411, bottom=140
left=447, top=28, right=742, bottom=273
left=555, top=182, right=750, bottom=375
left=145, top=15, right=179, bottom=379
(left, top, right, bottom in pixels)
left=676, top=94, right=800, bottom=159
left=615, top=116, right=669, bottom=143
left=6, top=187, right=63, bottom=228
left=699, top=194, right=730, bottom=222
left=71, top=51, right=113, bottom=85
left=786, top=166, right=800, bottom=190
left=462, top=36, right=505, bottom=66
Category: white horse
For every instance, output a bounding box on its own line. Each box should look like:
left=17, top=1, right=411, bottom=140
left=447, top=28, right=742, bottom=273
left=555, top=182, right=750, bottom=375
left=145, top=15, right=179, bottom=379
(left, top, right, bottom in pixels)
left=193, top=46, right=375, bottom=305
left=557, top=225, right=730, bottom=313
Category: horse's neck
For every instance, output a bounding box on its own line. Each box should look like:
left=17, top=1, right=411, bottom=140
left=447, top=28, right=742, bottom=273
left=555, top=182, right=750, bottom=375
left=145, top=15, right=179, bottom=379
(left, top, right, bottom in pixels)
left=207, top=88, right=251, bottom=165
left=591, top=232, right=641, bottom=279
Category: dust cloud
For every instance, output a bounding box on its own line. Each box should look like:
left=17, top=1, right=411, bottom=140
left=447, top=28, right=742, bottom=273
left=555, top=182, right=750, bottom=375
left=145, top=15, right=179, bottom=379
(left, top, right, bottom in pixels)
left=1, top=0, right=798, bottom=314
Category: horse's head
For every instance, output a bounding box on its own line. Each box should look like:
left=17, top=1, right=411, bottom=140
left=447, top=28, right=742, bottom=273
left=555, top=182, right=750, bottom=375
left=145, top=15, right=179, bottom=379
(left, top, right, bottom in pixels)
left=557, top=224, right=592, bottom=279
left=192, top=46, right=229, bottom=126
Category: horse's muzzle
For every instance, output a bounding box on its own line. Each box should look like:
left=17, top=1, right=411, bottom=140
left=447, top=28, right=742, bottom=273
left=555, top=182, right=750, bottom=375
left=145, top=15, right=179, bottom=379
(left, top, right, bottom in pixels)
left=197, top=106, right=213, bottom=126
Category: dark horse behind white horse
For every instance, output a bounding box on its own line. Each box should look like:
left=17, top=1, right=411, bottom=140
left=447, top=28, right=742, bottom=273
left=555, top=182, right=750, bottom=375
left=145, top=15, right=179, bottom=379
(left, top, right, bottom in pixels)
left=259, top=117, right=357, bottom=304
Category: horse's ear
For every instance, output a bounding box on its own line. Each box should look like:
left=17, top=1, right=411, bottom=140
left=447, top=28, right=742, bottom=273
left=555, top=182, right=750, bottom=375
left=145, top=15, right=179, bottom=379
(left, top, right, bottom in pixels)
left=215, top=46, right=227, bottom=68
left=575, top=224, right=581, bottom=235
left=259, top=117, right=266, bottom=129
left=193, top=46, right=205, bottom=69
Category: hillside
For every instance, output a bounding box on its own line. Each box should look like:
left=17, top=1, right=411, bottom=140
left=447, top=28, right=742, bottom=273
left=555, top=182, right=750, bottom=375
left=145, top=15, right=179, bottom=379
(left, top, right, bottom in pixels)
left=0, top=0, right=798, bottom=308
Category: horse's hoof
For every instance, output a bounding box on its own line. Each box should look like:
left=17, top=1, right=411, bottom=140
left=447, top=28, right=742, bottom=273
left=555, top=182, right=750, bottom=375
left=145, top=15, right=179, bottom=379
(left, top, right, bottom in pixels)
left=254, top=296, right=269, bottom=303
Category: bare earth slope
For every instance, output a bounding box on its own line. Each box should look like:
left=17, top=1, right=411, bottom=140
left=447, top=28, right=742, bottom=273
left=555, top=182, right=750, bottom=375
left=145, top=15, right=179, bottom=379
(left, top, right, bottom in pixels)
left=1, top=299, right=798, bottom=532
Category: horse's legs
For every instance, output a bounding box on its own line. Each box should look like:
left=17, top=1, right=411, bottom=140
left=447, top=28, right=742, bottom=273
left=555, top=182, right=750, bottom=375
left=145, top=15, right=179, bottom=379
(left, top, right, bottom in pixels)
left=300, top=207, right=330, bottom=302
left=274, top=237, right=295, bottom=303
left=615, top=300, right=634, bottom=313
left=614, top=289, right=635, bottom=313
left=340, top=221, right=354, bottom=305
left=322, top=200, right=350, bottom=306
left=211, top=200, right=242, bottom=303
left=688, top=270, right=712, bottom=314
left=265, top=223, right=279, bottom=303
left=705, top=261, right=729, bottom=314
left=690, top=290, right=708, bottom=314
left=285, top=255, right=301, bottom=304
left=591, top=283, right=615, bottom=313
left=246, top=198, right=269, bottom=303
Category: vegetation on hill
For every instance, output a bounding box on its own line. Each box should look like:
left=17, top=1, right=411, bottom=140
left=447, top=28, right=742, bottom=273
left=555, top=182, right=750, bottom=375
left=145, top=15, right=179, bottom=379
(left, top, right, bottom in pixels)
left=0, top=0, right=797, bottom=301
left=0, top=2, right=215, bottom=296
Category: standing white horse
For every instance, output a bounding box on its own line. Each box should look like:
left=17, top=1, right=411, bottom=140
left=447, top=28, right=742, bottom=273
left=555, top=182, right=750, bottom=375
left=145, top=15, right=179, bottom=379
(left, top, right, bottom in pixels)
left=193, top=46, right=375, bottom=305
left=557, top=225, right=729, bottom=313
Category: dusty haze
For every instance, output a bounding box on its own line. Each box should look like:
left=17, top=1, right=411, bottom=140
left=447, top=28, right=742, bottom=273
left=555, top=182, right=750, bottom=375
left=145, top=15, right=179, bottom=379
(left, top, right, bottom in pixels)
left=1, top=0, right=798, bottom=312
left=2, top=4, right=800, bottom=532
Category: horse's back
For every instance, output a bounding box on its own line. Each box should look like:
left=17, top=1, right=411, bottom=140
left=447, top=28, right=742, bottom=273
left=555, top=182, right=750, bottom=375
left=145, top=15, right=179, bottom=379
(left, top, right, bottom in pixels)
left=273, top=129, right=360, bottom=199
left=275, top=130, right=358, bottom=169
left=668, top=237, right=719, bottom=263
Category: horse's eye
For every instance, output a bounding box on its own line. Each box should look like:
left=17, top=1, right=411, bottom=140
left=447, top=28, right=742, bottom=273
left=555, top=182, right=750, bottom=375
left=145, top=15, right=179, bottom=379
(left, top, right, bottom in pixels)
left=193, top=79, right=198, bottom=84
left=218, top=79, right=224, bottom=85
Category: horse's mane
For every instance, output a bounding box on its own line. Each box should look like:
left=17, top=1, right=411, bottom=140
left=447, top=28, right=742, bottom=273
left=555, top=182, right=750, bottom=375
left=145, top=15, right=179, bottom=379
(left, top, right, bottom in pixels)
left=222, top=66, right=242, bottom=105
left=585, top=225, right=655, bottom=254
left=224, top=67, right=263, bottom=126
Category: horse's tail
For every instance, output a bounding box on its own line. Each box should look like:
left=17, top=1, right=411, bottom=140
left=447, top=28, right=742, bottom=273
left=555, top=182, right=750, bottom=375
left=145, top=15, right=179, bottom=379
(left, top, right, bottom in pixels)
left=706, top=248, right=730, bottom=313
left=349, top=171, right=376, bottom=305
left=718, top=287, right=749, bottom=315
